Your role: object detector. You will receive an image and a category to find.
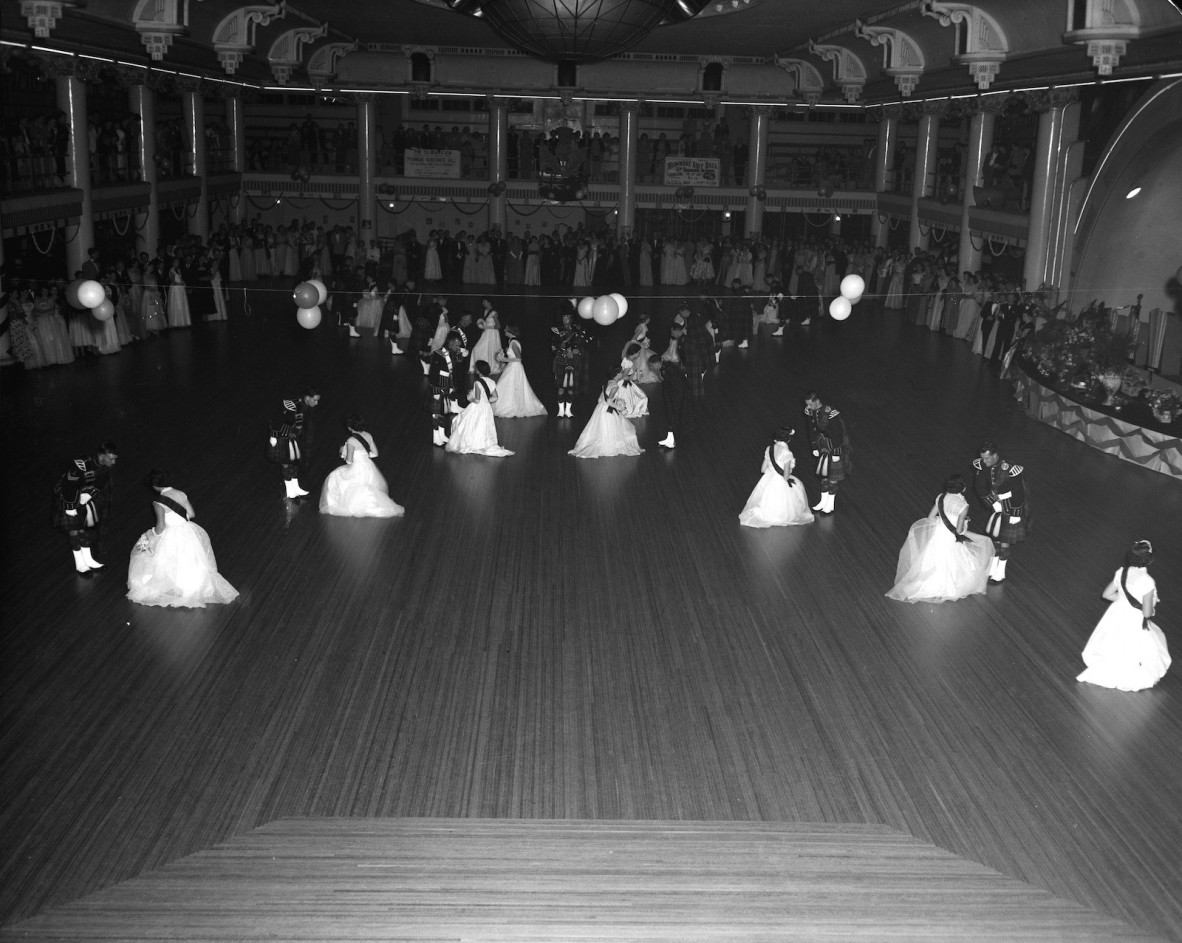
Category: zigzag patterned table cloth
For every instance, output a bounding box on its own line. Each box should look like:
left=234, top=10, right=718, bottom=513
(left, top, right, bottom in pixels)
left=1013, top=368, right=1182, bottom=479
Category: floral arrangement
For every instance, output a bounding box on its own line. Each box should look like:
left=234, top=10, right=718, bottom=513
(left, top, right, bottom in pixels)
left=1146, top=387, right=1182, bottom=420
left=1021, top=301, right=1136, bottom=385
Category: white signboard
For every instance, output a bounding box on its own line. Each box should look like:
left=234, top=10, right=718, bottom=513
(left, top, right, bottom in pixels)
left=404, top=148, right=462, bottom=179
left=663, top=157, right=721, bottom=187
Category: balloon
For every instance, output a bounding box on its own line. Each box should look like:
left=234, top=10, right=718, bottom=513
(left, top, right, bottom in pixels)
left=592, top=295, right=620, bottom=326
left=839, top=274, right=865, bottom=302
left=307, top=278, right=328, bottom=305
left=76, top=279, right=106, bottom=309
left=576, top=296, right=595, bottom=320
left=91, top=299, right=115, bottom=321
left=65, top=279, right=85, bottom=309
left=292, top=281, right=319, bottom=309
left=829, top=296, right=852, bottom=321
left=296, top=305, right=322, bottom=329
left=609, top=292, right=629, bottom=318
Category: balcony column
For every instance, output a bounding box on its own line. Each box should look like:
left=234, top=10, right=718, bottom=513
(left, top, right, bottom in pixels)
left=871, top=105, right=899, bottom=249
left=617, top=101, right=640, bottom=237
left=488, top=95, right=509, bottom=234
left=357, top=93, right=377, bottom=244
left=48, top=61, right=93, bottom=276
left=744, top=105, right=773, bottom=238
left=180, top=80, right=208, bottom=240
left=1023, top=90, right=1080, bottom=291
left=129, top=82, right=160, bottom=257
left=957, top=101, right=1000, bottom=275
left=226, top=93, right=246, bottom=225
left=908, top=102, right=941, bottom=252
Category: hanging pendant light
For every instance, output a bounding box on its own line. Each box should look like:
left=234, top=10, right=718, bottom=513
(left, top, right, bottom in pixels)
left=448, top=0, right=709, bottom=63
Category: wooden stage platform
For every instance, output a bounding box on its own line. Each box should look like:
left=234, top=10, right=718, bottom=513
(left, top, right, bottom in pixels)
left=1, top=284, right=1179, bottom=940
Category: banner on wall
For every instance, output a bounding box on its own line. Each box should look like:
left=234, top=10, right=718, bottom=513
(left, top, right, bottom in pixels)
left=663, top=157, right=721, bottom=187
left=404, top=148, right=462, bottom=179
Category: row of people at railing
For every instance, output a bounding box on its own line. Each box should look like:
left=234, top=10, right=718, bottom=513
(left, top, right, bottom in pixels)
left=0, top=115, right=240, bottom=192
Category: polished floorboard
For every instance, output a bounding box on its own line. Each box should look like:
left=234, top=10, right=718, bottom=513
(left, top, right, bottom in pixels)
left=1, top=283, right=1179, bottom=940
left=4, top=818, right=1163, bottom=941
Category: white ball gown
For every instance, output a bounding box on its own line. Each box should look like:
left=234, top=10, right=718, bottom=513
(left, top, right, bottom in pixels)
left=613, top=376, right=648, bottom=418
left=471, top=311, right=504, bottom=375
left=493, top=339, right=547, bottom=417
left=1077, top=567, right=1171, bottom=691
left=319, top=431, right=405, bottom=518
left=127, top=488, right=239, bottom=608
left=446, top=377, right=514, bottom=456
left=739, top=441, right=814, bottom=528
left=569, top=384, right=643, bottom=459
left=885, top=492, right=994, bottom=603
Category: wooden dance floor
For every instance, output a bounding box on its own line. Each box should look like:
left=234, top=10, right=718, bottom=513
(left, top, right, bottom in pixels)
left=1, top=285, right=1179, bottom=940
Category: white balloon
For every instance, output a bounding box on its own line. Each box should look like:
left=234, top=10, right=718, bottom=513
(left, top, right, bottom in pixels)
left=296, top=305, right=322, bottom=329
left=829, top=296, right=852, bottom=321
left=307, top=278, right=329, bottom=306
left=839, top=274, right=865, bottom=302
left=76, top=279, right=106, bottom=309
left=609, top=292, right=629, bottom=318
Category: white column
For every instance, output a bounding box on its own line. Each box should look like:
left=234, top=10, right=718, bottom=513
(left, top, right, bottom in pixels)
left=129, top=83, right=159, bottom=258
left=957, top=105, right=997, bottom=275
left=488, top=96, right=509, bottom=234
left=744, top=105, right=772, bottom=238
left=1024, top=91, right=1078, bottom=291
left=55, top=70, right=93, bottom=276
left=871, top=107, right=898, bottom=248
left=357, top=94, right=377, bottom=242
left=182, top=86, right=208, bottom=240
left=908, top=108, right=939, bottom=252
left=617, top=102, right=640, bottom=237
left=227, top=94, right=246, bottom=225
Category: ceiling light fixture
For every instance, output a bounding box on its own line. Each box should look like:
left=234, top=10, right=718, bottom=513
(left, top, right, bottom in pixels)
left=446, top=0, right=710, bottom=63
left=1125, top=187, right=1141, bottom=199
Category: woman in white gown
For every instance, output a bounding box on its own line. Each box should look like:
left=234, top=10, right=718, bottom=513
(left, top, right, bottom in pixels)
left=471, top=298, right=504, bottom=376
left=886, top=475, right=994, bottom=603
left=739, top=428, right=814, bottom=528
left=623, top=314, right=663, bottom=384
left=319, top=415, right=404, bottom=518
left=423, top=232, right=442, bottom=282
left=1077, top=540, right=1171, bottom=691
left=612, top=359, right=649, bottom=418
left=494, top=326, right=547, bottom=417
left=446, top=361, right=514, bottom=456
left=127, top=469, right=239, bottom=608
left=569, top=369, right=644, bottom=459
left=166, top=263, right=191, bottom=328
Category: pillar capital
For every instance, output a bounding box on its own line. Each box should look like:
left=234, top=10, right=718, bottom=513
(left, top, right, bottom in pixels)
left=174, top=74, right=204, bottom=95
left=747, top=104, right=775, bottom=118
left=1026, top=87, right=1080, bottom=113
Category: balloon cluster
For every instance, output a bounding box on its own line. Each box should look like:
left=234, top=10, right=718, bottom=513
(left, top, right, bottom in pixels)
left=290, top=167, right=312, bottom=184
left=377, top=183, right=397, bottom=195
left=66, top=279, right=114, bottom=321
left=293, top=279, right=328, bottom=329
left=749, top=185, right=767, bottom=201
left=487, top=180, right=507, bottom=197
left=575, top=292, right=629, bottom=326
left=817, top=181, right=834, bottom=198
left=828, top=274, right=865, bottom=321
left=674, top=186, right=695, bottom=200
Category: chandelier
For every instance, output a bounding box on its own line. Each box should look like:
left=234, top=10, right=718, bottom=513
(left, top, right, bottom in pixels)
left=448, top=0, right=710, bottom=63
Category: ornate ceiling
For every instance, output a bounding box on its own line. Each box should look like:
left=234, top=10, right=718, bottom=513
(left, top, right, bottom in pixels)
left=2, top=0, right=1180, bottom=105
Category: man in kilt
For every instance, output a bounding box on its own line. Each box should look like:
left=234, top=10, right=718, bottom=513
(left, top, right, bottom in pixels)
left=972, top=442, right=1030, bottom=583
left=551, top=308, right=588, bottom=418
left=657, top=353, right=696, bottom=449
left=54, top=442, right=118, bottom=577
left=804, top=392, right=849, bottom=515
left=429, top=331, right=462, bottom=446
left=268, top=391, right=318, bottom=500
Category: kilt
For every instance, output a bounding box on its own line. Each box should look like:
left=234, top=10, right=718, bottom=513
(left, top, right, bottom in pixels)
left=267, top=436, right=301, bottom=464
left=816, top=451, right=847, bottom=484
left=986, top=509, right=1029, bottom=544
